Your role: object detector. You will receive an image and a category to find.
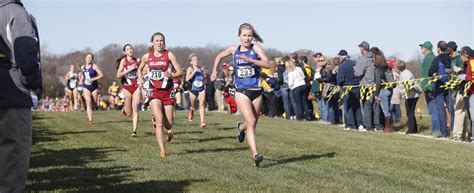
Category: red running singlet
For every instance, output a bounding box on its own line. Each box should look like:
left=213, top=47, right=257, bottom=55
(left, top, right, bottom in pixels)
left=144, top=50, right=174, bottom=106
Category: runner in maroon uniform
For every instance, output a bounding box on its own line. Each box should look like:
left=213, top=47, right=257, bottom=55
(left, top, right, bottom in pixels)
left=137, top=32, right=184, bottom=157
left=116, top=44, right=142, bottom=137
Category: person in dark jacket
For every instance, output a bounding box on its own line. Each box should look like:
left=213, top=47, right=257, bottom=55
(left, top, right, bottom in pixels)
left=0, top=0, right=42, bottom=192
left=372, top=49, right=393, bottom=132
left=336, top=50, right=362, bottom=130
left=317, top=56, right=339, bottom=124
left=428, top=41, right=451, bottom=138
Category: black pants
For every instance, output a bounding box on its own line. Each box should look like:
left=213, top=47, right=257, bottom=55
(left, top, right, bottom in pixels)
left=263, top=91, right=280, bottom=117
left=306, top=85, right=314, bottom=119
left=405, top=97, right=418, bottom=134
left=206, top=94, right=216, bottom=110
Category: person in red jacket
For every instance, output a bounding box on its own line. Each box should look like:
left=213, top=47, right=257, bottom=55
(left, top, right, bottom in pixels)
left=461, top=46, right=474, bottom=144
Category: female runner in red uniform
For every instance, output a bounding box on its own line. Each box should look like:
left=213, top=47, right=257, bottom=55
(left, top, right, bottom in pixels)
left=137, top=32, right=184, bottom=157
left=116, top=44, right=142, bottom=137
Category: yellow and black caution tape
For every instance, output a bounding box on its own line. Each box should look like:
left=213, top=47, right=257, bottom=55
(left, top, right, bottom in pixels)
left=428, top=76, right=440, bottom=84
left=440, top=76, right=462, bottom=90
left=383, top=81, right=396, bottom=89
left=403, top=79, right=421, bottom=95
left=312, top=75, right=474, bottom=104
left=326, top=85, right=341, bottom=100
left=364, top=85, right=376, bottom=101
left=359, top=86, right=367, bottom=102
left=463, top=81, right=473, bottom=97
left=338, top=86, right=352, bottom=102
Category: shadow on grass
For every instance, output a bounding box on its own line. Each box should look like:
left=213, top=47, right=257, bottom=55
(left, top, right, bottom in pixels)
left=28, top=145, right=206, bottom=192
left=30, top=147, right=125, bottom=168
left=98, top=120, right=133, bottom=124
left=197, top=136, right=235, bottom=143
left=32, top=126, right=61, bottom=146
left=101, top=179, right=209, bottom=193
left=179, top=147, right=247, bottom=155
left=174, top=131, right=204, bottom=135
left=32, top=126, right=107, bottom=146
left=195, top=122, right=220, bottom=126
left=32, top=114, right=50, bottom=120
left=263, top=152, right=336, bottom=168
left=29, top=116, right=207, bottom=192
left=170, top=136, right=234, bottom=144
left=216, top=127, right=234, bottom=131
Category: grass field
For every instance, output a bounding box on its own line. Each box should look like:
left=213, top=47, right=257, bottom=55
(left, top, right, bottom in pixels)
left=29, top=110, right=474, bottom=192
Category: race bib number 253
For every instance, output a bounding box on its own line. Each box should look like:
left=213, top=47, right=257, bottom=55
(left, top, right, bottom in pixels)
left=237, top=66, right=255, bottom=78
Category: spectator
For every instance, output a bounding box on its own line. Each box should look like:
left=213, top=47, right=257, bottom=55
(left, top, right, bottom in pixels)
left=204, top=67, right=216, bottom=111
left=398, top=60, right=422, bottom=134
left=336, top=50, right=362, bottom=130
left=373, top=48, right=394, bottom=132
left=310, top=52, right=323, bottom=120
left=261, top=58, right=281, bottom=118
left=419, top=41, right=439, bottom=137
left=0, top=0, right=42, bottom=192
left=299, top=55, right=315, bottom=119
left=277, top=57, right=294, bottom=120
left=314, top=55, right=328, bottom=122
left=390, top=66, right=402, bottom=125
left=214, top=65, right=227, bottom=111
left=317, top=56, right=339, bottom=124
left=355, top=41, right=382, bottom=131
left=447, top=41, right=467, bottom=141
left=331, top=57, right=344, bottom=124
left=285, top=56, right=311, bottom=121
left=429, top=41, right=451, bottom=138
left=461, top=46, right=474, bottom=144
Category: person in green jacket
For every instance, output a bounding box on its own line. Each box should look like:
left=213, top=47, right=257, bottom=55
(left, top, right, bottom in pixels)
left=419, top=41, right=440, bottom=137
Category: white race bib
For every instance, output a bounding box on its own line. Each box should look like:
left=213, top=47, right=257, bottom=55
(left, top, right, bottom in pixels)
left=69, top=79, right=78, bottom=88
left=84, top=78, right=91, bottom=86
left=149, top=69, right=165, bottom=81
left=237, top=66, right=256, bottom=78
left=228, top=87, right=236, bottom=98
left=193, top=80, right=203, bottom=87
left=84, top=71, right=92, bottom=85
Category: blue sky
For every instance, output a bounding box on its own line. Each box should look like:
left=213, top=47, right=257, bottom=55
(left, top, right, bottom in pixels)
left=24, top=0, right=473, bottom=60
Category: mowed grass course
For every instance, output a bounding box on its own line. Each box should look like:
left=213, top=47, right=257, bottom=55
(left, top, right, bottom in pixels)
left=29, top=111, right=474, bottom=192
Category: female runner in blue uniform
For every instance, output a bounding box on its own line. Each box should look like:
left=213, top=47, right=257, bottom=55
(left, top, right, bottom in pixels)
left=186, top=53, right=207, bottom=127
left=211, top=23, right=270, bottom=166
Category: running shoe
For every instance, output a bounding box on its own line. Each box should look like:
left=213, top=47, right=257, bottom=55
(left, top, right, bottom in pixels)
left=160, top=151, right=167, bottom=158
left=167, top=130, right=174, bottom=142
left=132, top=131, right=137, bottom=137
left=200, top=122, right=206, bottom=128
left=254, top=154, right=264, bottom=167
left=237, top=121, right=245, bottom=143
